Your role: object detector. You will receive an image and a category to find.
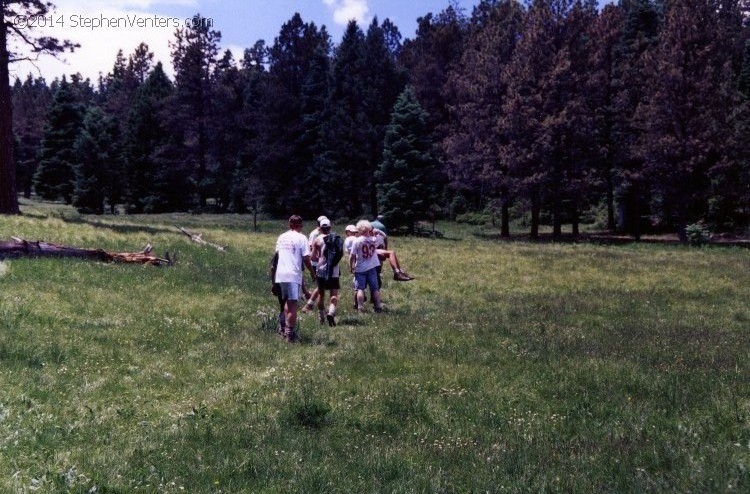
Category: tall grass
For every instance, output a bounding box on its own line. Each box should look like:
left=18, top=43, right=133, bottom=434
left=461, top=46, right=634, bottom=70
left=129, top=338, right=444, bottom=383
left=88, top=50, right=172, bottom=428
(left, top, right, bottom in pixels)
left=0, top=201, right=748, bottom=492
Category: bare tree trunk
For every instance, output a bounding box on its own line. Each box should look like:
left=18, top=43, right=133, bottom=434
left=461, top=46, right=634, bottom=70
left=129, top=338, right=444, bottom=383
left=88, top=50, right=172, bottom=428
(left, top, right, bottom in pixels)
left=531, top=191, right=540, bottom=239
left=606, top=170, right=616, bottom=231
left=0, top=11, right=20, bottom=215
left=0, top=238, right=172, bottom=266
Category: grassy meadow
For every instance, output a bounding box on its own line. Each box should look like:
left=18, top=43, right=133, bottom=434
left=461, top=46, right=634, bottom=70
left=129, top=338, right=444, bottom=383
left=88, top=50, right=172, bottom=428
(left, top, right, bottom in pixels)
left=0, top=200, right=749, bottom=493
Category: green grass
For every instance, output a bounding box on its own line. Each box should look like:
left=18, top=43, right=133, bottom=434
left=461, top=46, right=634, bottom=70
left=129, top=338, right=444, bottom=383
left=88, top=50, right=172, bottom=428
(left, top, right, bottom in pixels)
left=1, top=200, right=749, bottom=493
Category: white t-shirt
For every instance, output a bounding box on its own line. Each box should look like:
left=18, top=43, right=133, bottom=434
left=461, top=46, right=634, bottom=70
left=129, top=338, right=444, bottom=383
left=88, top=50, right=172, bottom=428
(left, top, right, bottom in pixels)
left=344, top=235, right=356, bottom=255
left=275, top=230, right=310, bottom=284
left=308, top=228, right=320, bottom=246
left=351, top=235, right=381, bottom=273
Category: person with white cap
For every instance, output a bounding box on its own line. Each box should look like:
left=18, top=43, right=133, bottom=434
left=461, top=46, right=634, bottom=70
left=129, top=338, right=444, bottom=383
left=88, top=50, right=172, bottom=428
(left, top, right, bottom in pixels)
left=301, top=215, right=329, bottom=313
left=310, top=217, right=343, bottom=326
left=349, top=219, right=384, bottom=313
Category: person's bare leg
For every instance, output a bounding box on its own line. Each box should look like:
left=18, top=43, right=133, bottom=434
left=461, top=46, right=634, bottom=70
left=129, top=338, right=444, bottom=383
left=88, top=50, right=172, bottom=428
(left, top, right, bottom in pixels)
left=285, top=299, right=299, bottom=342
left=327, top=290, right=338, bottom=326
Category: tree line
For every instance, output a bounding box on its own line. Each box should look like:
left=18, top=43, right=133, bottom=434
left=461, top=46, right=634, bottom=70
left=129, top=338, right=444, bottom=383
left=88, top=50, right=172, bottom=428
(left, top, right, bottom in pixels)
left=8, top=0, right=750, bottom=237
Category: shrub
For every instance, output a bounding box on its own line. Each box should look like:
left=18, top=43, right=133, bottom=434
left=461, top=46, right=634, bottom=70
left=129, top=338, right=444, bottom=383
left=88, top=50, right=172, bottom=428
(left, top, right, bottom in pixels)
left=685, top=223, right=711, bottom=246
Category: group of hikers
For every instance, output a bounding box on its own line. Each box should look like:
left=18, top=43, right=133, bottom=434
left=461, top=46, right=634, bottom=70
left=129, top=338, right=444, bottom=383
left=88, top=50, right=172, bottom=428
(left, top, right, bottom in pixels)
left=270, top=214, right=414, bottom=343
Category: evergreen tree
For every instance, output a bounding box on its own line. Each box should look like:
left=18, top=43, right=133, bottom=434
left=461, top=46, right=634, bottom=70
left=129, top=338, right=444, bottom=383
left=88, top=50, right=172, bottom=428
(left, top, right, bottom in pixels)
left=377, top=88, right=441, bottom=233
left=169, top=13, right=221, bottom=210
left=363, top=17, right=407, bottom=214
left=588, top=3, right=624, bottom=231
left=1, top=0, right=76, bottom=214
left=610, top=0, right=662, bottom=238
left=259, top=13, right=330, bottom=215
left=11, top=75, right=52, bottom=198
left=400, top=6, right=467, bottom=146
left=33, top=77, right=83, bottom=202
left=444, top=0, right=525, bottom=235
left=210, top=49, right=244, bottom=210
left=97, top=45, right=153, bottom=213
left=501, top=0, right=588, bottom=238
left=297, top=43, right=332, bottom=216
left=637, top=0, right=740, bottom=238
left=318, top=20, right=372, bottom=218
left=123, top=62, right=174, bottom=213
left=73, top=106, right=112, bottom=214
left=231, top=42, right=271, bottom=223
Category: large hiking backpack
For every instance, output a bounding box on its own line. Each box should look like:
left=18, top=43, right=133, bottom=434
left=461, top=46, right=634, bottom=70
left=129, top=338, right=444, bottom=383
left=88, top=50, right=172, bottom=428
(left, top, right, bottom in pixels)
left=323, top=233, right=344, bottom=280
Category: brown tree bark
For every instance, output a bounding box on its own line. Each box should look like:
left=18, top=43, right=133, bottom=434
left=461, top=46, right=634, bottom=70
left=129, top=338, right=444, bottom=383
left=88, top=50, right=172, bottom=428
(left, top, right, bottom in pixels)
left=0, top=6, right=20, bottom=215
left=0, top=238, right=173, bottom=266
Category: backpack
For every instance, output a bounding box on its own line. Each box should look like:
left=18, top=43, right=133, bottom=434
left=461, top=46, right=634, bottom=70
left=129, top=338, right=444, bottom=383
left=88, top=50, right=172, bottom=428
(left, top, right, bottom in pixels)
left=323, top=233, right=344, bottom=280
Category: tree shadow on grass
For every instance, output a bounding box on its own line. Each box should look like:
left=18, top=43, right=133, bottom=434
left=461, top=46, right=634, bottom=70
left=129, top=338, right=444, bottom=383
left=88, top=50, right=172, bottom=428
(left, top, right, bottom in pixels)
left=473, top=231, right=750, bottom=248
left=59, top=215, right=176, bottom=236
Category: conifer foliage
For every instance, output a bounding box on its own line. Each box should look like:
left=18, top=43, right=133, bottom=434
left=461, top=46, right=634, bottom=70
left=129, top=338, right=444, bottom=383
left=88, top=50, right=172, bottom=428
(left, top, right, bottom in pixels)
left=4, top=1, right=750, bottom=236
left=377, top=87, right=440, bottom=233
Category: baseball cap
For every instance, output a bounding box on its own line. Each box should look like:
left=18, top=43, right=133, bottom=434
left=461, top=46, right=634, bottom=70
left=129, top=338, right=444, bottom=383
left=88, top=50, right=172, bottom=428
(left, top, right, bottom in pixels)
left=317, top=215, right=328, bottom=224
left=320, top=218, right=331, bottom=228
left=345, top=224, right=357, bottom=233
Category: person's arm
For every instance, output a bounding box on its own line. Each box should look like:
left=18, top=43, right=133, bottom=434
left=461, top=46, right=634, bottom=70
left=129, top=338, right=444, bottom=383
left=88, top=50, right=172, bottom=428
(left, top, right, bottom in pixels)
left=349, top=252, right=356, bottom=273
left=373, top=228, right=388, bottom=249
left=311, top=238, right=321, bottom=263
left=269, top=253, right=278, bottom=293
left=303, top=255, right=316, bottom=280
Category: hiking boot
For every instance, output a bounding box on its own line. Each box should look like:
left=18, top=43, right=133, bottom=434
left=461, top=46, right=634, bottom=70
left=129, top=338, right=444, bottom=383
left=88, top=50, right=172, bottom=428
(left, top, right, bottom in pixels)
left=374, top=306, right=385, bottom=313
left=393, top=271, right=412, bottom=281
left=326, top=314, right=336, bottom=327
left=319, top=315, right=326, bottom=325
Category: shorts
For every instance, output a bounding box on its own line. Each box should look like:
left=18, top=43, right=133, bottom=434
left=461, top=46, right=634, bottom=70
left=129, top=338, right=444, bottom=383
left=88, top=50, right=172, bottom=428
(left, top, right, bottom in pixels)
left=279, top=282, right=302, bottom=301
left=354, top=268, right=379, bottom=294
left=317, top=276, right=341, bottom=291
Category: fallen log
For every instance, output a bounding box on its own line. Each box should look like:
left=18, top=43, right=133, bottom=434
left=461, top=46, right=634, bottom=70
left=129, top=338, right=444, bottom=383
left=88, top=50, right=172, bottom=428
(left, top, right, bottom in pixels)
left=176, top=226, right=227, bottom=252
left=0, top=238, right=173, bottom=266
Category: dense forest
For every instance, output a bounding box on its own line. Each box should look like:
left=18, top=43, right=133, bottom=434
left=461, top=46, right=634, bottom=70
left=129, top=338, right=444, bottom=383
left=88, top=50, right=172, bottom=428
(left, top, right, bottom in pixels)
left=8, top=0, right=750, bottom=238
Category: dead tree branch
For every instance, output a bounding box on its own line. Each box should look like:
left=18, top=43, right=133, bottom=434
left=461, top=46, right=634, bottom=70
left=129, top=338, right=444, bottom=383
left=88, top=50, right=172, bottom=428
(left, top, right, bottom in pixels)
left=0, top=238, right=173, bottom=266
left=176, top=226, right=227, bottom=252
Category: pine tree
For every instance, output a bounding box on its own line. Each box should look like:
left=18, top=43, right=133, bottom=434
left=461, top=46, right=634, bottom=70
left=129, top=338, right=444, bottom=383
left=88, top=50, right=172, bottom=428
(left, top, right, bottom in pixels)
left=611, top=0, right=661, bottom=238
left=318, top=20, right=372, bottom=218
left=123, top=62, right=174, bottom=213
left=400, top=6, right=467, bottom=146
left=11, top=75, right=52, bottom=198
left=297, top=43, right=331, bottom=216
left=637, top=0, right=740, bottom=238
left=169, top=13, right=221, bottom=210
left=33, top=77, right=83, bottom=202
left=588, top=3, right=624, bottom=231
left=232, top=42, right=268, bottom=218
left=377, top=88, right=441, bottom=233
left=501, top=0, right=567, bottom=238
left=363, top=17, right=407, bottom=214
left=444, top=0, right=525, bottom=235
left=73, top=106, right=112, bottom=214
left=1, top=0, right=76, bottom=214
left=210, top=49, right=244, bottom=211
left=259, top=13, right=331, bottom=216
